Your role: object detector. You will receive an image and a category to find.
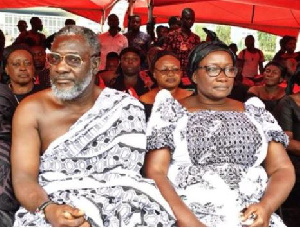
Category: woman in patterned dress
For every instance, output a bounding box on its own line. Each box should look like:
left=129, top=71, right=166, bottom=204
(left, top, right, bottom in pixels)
left=144, top=41, right=295, bottom=226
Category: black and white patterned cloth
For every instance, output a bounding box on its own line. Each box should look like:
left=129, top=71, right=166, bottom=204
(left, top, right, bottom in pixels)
left=14, top=88, right=175, bottom=227
left=146, top=89, right=289, bottom=227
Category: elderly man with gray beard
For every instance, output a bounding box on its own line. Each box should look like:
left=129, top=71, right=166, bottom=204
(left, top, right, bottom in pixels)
left=11, top=25, right=175, bottom=227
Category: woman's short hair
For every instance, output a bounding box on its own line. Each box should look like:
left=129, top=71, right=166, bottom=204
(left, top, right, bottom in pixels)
left=150, top=50, right=179, bottom=73
left=119, top=47, right=142, bottom=60
left=187, top=41, right=236, bottom=79
left=264, top=61, right=286, bottom=78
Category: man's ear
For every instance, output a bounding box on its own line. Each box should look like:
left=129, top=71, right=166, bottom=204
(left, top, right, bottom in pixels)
left=92, top=57, right=100, bottom=74
left=192, top=73, right=197, bottom=85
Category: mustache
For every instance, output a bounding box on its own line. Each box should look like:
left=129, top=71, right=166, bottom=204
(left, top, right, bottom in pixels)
left=51, top=75, right=75, bottom=82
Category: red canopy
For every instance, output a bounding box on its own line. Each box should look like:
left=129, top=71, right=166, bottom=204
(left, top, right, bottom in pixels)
left=0, top=0, right=300, bottom=36
left=132, top=0, right=300, bottom=37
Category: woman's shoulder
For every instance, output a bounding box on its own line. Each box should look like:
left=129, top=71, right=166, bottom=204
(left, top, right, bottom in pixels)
left=139, top=88, right=159, bottom=104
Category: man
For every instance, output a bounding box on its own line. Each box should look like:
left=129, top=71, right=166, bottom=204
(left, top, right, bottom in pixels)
left=19, top=17, right=46, bottom=47
left=124, top=15, right=151, bottom=63
left=154, top=25, right=169, bottom=47
left=163, top=8, right=200, bottom=88
left=12, top=25, right=174, bottom=227
left=30, top=45, right=51, bottom=89
left=237, top=35, right=264, bottom=85
left=168, top=16, right=181, bottom=32
left=14, top=20, right=28, bottom=44
left=99, top=14, right=128, bottom=70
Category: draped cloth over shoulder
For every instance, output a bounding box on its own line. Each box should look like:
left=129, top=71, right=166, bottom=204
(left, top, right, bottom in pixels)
left=14, top=88, right=175, bottom=227
left=146, top=89, right=288, bottom=226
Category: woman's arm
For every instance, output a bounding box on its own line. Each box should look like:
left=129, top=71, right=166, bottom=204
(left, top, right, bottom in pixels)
left=243, top=141, right=295, bottom=227
left=144, top=148, right=206, bottom=227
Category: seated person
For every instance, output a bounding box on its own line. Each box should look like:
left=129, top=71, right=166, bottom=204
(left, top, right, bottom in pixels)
left=111, top=47, right=151, bottom=98
left=11, top=25, right=175, bottom=227
left=139, top=51, right=193, bottom=120
left=247, top=61, right=286, bottom=114
left=0, top=84, right=19, bottom=226
left=3, top=44, right=45, bottom=103
left=144, top=41, right=295, bottom=226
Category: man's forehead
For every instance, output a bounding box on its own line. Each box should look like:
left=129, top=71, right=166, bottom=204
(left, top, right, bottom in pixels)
left=52, top=35, right=90, bottom=53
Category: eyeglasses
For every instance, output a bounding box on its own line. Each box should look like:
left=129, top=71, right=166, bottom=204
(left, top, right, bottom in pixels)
left=154, top=68, right=182, bottom=75
left=47, top=52, right=84, bottom=68
left=197, top=65, right=237, bottom=78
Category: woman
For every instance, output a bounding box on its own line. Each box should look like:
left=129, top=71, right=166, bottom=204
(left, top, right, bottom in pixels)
left=275, top=90, right=300, bottom=226
left=145, top=41, right=295, bottom=226
left=3, top=44, right=45, bottom=104
left=140, top=51, right=193, bottom=119
left=247, top=61, right=286, bottom=114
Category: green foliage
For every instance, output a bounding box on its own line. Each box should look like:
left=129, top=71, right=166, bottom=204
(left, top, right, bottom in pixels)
left=215, top=25, right=231, bottom=45
left=257, top=31, right=276, bottom=59
left=194, top=24, right=207, bottom=41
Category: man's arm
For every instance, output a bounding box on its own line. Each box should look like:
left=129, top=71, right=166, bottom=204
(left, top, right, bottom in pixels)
left=11, top=99, right=88, bottom=226
left=11, top=100, right=47, bottom=212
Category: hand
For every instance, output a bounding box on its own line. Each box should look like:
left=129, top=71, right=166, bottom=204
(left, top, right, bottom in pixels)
left=240, top=202, right=272, bottom=227
left=44, top=203, right=90, bottom=227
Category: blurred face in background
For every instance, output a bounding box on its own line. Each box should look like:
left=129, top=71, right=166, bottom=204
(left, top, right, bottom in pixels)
left=153, top=55, right=182, bottom=90
left=120, top=52, right=140, bottom=76
left=5, top=50, right=35, bottom=86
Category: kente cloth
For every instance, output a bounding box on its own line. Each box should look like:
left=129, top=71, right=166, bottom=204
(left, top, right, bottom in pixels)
left=146, top=89, right=289, bottom=227
left=14, top=88, right=175, bottom=227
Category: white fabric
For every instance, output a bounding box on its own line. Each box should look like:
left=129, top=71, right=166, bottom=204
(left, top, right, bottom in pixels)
left=146, top=89, right=288, bottom=226
left=14, top=88, right=175, bottom=227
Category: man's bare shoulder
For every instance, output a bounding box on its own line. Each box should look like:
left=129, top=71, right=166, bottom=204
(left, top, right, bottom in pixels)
left=15, top=89, right=53, bottom=116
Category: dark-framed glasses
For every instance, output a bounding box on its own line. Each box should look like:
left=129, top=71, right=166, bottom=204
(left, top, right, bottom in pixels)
left=197, top=65, right=237, bottom=78
left=47, top=52, right=83, bottom=68
left=154, top=68, right=182, bottom=75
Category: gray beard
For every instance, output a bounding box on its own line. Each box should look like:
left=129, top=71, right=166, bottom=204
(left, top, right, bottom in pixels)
left=51, top=69, right=93, bottom=101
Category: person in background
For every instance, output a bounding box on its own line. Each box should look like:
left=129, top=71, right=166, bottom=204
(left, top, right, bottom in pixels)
left=3, top=44, right=45, bottom=103
left=273, top=35, right=289, bottom=62
left=139, top=50, right=193, bottom=120
left=145, top=41, right=295, bottom=226
left=17, top=17, right=46, bottom=47
left=275, top=66, right=300, bottom=226
left=229, top=43, right=238, bottom=56
left=95, top=52, right=119, bottom=87
left=237, top=35, right=264, bottom=86
left=11, top=25, right=175, bottom=227
left=98, top=14, right=128, bottom=70
left=163, top=8, right=201, bottom=89
left=247, top=61, right=286, bottom=114
left=111, top=47, right=150, bottom=98
left=30, top=45, right=51, bottom=89
left=0, top=84, right=19, bottom=226
left=14, top=20, right=28, bottom=45
left=168, top=16, right=181, bottom=32
left=154, top=25, right=169, bottom=47
left=124, top=15, right=151, bottom=66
